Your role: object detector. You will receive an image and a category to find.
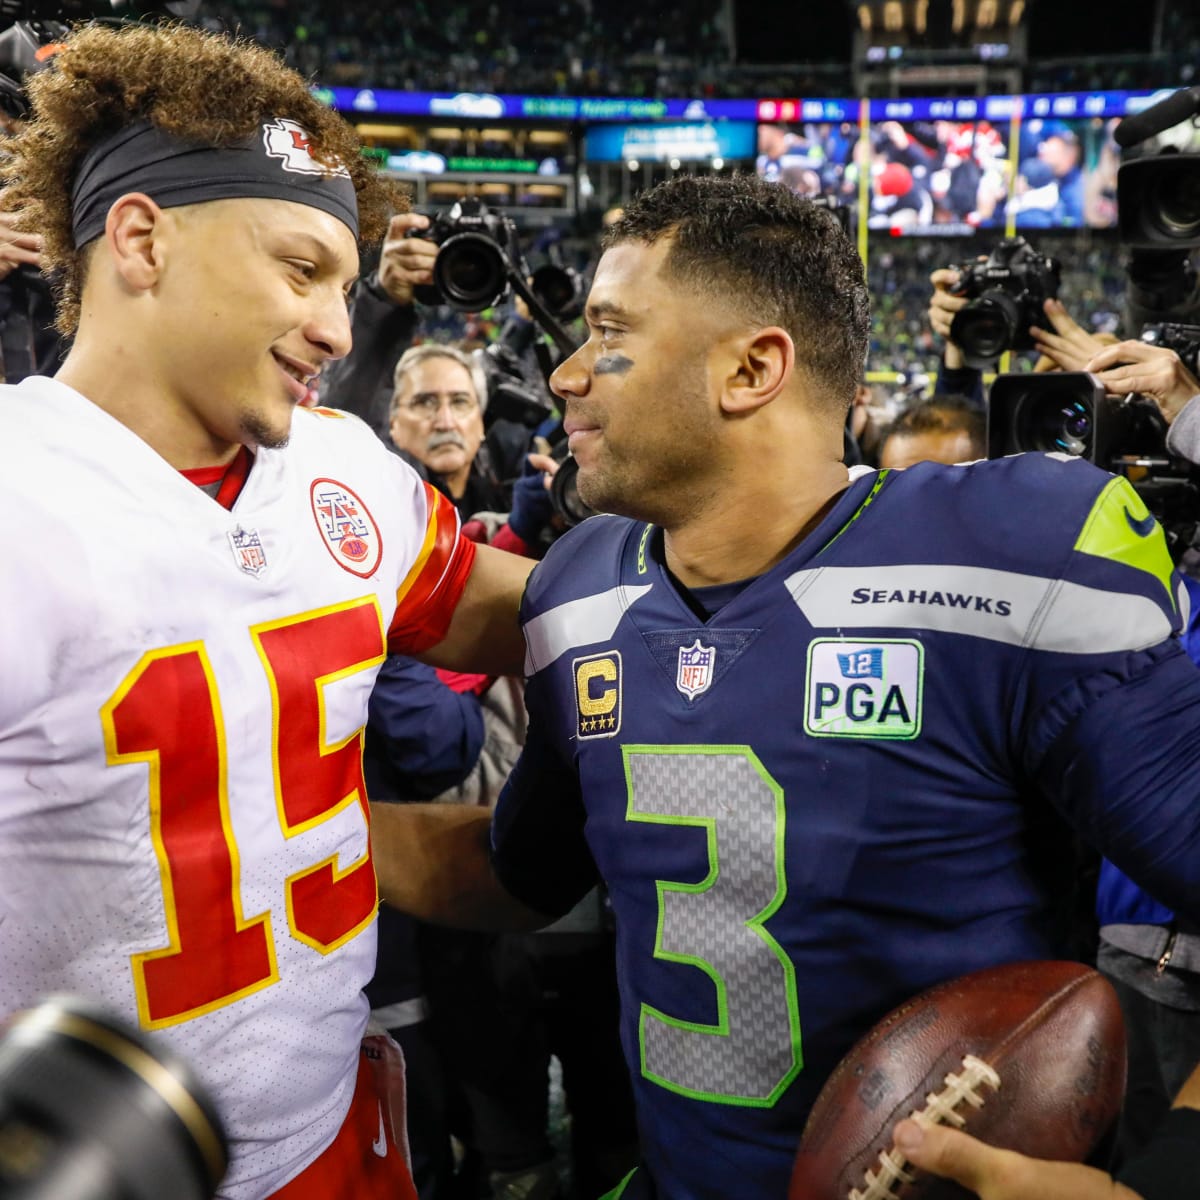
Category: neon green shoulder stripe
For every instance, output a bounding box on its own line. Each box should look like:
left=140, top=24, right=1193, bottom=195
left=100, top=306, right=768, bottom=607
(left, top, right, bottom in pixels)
left=1073, top=475, right=1174, bottom=608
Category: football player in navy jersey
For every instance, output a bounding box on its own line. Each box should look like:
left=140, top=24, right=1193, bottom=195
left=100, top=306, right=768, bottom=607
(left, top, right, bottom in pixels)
left=372, top=174, right=1200, bottom=1200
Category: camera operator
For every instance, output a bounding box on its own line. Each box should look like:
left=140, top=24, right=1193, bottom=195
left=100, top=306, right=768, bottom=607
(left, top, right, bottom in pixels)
left=1061, top=335, right=1200, bottom=1164
left=1087, top=336, right=1200, bottom=453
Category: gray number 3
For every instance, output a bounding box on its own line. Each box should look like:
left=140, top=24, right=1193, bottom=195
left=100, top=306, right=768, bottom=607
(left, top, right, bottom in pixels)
left=624, top=745, right=803, bottom=1106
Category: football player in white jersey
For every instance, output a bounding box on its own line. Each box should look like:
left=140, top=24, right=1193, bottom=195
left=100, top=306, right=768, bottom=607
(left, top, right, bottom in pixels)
left=0, top=22, right=529, bottom=1200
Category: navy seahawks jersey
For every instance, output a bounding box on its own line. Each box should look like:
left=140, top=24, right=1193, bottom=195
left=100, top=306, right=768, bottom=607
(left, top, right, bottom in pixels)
left=492, top=453, right=1200, bottom=1200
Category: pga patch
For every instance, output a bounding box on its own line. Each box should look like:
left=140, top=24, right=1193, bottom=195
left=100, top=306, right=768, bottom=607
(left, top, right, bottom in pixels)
left=310, top=478, right=383, bottom=578
left=574, top=651, right=622, bottom=740
left=804, top=638, right=923, bottom=740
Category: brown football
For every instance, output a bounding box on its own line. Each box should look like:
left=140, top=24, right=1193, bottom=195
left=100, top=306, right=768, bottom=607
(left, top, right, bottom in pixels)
left=790, top=960, right=1126, bottom=1200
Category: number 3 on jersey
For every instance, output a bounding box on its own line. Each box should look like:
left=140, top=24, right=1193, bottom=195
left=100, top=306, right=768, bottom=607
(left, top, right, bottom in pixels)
left=626, top=746, right=803, bottom=1106
left=101, top=597, right=386, bottom=1029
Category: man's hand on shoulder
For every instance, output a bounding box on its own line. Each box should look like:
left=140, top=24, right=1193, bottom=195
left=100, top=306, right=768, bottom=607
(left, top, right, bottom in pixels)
left=892, top=1119, right=1138, bottom=1200
left=376, top=212, right=438, bottom=307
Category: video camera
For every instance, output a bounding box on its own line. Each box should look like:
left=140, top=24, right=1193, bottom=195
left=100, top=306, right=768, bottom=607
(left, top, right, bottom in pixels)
left=410, top=197, right=584, bottom=327
left=0, top=0, right=199, bottom=119
left=987, top=372, right=1200, bottom=558
left=1140, top=321, right=1200, bottom=376
left=0, top=995, right=226, bottom=1199
left=949, top=237, right=1061, bottom=368
left=1114, top=85, right=1200, bottom=250
left=985, top=89, right=1200, bottom=560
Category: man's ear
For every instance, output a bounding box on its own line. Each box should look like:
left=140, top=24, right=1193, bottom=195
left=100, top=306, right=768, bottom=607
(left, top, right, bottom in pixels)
left=103, top=193, right=166, bottom=293
left=720, top=326, right=794, bottom=416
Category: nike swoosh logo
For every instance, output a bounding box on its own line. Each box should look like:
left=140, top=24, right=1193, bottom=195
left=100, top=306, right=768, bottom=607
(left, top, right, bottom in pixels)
left=371, top=1103, right=387, bottom=1158
left=1124, top=506, right=1157, bottom=538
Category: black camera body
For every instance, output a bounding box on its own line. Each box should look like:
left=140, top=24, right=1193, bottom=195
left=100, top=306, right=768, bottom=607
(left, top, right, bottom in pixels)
left=949, top=237, right=1061, bottom=368
left=1140, top=321, right=1200, bottom=376
left=411, top=198, right=523, bottom=312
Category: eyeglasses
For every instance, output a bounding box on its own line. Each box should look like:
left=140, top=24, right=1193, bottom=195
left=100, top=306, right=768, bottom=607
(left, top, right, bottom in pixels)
left=399, top=393, right=479, bottom=419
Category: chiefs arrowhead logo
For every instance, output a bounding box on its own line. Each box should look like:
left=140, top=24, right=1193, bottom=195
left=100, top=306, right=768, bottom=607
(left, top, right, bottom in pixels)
left=262, top=118, right=350, bottom=178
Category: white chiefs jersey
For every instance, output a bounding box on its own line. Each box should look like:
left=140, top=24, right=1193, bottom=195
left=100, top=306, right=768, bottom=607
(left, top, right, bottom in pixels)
left=0, top=378, right=472, bottom=1198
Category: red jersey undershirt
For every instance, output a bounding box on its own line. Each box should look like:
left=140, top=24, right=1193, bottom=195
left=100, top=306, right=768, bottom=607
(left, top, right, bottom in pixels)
left=179, top=445, right=253, bottom=510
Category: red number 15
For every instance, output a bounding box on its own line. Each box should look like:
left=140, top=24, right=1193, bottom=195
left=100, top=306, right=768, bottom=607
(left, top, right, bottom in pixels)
left=101, top=597, right=386, bottom=1029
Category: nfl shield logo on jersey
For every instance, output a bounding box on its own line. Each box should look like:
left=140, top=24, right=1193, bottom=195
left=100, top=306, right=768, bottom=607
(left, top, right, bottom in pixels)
left=676, top=639, right=715, bottom=700
left=228, top=527, right=267, bottom=577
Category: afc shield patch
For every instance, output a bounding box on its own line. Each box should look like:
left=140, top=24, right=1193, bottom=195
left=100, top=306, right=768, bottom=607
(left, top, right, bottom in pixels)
left=676, top=638, right=715, bottom=700
left=574, top=651, right=622, bottom=740
left=310, top=478, right=384, bottom=578
left=804, top=638, right=924, bottom=740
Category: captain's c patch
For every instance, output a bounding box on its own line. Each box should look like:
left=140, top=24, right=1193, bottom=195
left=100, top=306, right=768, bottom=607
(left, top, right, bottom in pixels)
left=574, top=651, right=622, bottom=739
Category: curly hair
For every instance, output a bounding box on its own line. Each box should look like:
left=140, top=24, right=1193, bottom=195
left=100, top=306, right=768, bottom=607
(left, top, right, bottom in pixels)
left=602, top=174, right=871, bottom=417
left=0, top=22, right=402, bottom=335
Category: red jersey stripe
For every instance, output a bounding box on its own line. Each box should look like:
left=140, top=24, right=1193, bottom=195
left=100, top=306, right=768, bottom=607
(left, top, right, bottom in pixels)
left=387, top=483, right=476, bottom=654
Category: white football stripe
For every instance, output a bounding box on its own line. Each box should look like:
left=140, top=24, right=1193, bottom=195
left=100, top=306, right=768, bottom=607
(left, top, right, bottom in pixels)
left=786, top=565, right=1172, bottom=653
left=524, top=584, right=654, bottom=675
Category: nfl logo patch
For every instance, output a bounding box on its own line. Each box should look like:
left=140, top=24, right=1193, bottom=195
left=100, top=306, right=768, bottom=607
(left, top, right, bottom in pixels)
left=310, top=478, right=384, bottom=578
left=228, top=527, right=267, bottom=577
left=676, top=639, right=715, bottom=700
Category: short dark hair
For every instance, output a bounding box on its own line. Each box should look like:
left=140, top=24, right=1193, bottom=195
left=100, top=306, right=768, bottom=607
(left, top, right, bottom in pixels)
left=602, top=174, right=871, bottom=416
left=879, top=395, right=987, bottom=459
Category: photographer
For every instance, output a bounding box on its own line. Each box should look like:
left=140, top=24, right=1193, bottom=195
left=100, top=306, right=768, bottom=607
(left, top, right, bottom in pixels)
left=321, top=211, right=552, bottom=487
left=928, top=262, right=1114, bottom=401
left=1070, top=336, right=1200, bottom=1163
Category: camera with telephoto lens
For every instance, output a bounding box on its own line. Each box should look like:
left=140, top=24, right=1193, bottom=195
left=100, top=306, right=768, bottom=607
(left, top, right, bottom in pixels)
left=987, top=371, right=1200, bottom=560
left=0, top=2, right=200, bottom=119
left=948, top=237, right=1062, bottom=368
left=1139, top=322, right=1200, bottom=375
left=0, top=995, right=228, bottom=1200
left=411, top=198, right=523, bottom=312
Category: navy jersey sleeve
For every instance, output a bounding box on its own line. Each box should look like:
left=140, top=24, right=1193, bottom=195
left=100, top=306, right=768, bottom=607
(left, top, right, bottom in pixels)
left=490, top=706, right=599, bottom=919
left=1012, top=470, right=1200, bottom=919
left=365, top=654, right=484, bottom=801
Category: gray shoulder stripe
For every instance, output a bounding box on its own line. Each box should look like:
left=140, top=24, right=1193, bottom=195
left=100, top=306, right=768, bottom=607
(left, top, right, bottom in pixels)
left=524, top=584, right=654, bottom=675
left=786, top=565, right=1172, bottom=653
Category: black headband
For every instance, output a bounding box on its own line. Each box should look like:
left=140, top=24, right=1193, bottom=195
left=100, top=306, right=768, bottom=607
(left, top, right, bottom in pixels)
left=70, top=118, right=360, bottom=247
